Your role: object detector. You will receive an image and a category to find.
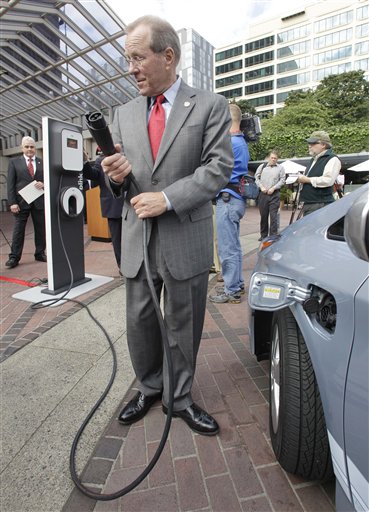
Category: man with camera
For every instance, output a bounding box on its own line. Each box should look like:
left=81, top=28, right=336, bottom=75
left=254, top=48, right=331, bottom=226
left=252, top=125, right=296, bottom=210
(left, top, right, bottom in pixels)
left=209, top=103, right=250, bottom=304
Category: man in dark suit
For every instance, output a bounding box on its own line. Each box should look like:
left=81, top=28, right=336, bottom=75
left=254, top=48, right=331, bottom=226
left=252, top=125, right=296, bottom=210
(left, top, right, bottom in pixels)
left=101, top=15, right=233, bottom=435
left=83, top=156, right=124, bottom=268
left=6, top=136, right=46, bottom=268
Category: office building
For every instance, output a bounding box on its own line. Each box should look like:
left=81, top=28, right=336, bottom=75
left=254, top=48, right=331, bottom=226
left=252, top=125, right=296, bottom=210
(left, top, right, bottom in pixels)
left=214, top=0, right=369, bottom=117
left=177, top=28, right=214, bottom=91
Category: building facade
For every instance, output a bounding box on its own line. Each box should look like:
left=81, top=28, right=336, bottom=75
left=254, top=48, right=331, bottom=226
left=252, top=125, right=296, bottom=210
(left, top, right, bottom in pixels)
left=214, top=0, right=369, bottom=117
left=177, top=28, right=214, bottom=91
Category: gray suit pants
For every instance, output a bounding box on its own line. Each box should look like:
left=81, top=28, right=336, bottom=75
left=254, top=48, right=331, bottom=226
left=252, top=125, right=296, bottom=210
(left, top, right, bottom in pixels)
left=125, top=221, right=209, bottom=411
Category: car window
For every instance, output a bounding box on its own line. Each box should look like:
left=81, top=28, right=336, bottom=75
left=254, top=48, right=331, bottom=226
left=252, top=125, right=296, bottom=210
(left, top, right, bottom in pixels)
left=327, top=216, right=345, bottom=241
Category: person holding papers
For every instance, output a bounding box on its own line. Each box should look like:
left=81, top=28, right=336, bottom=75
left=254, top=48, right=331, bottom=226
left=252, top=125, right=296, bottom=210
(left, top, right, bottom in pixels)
left=6, top=136, right=46, bottom=269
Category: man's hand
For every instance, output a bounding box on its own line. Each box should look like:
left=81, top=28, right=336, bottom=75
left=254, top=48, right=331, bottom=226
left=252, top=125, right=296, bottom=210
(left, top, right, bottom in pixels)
left=10, top=204, right=20, bottom=214
left=131, top=192, right=167, bottom=219
left=298, top=175, right=310, bottom=184
left=101, top=144, right=132, bottom=184
left=34, top=181, right=44, bottom=190
left=267, top=187, right=275, bottom=195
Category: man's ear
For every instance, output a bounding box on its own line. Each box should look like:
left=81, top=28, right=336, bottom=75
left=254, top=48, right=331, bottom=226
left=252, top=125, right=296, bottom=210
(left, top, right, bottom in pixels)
left=163, top=47, right=175, bottom=66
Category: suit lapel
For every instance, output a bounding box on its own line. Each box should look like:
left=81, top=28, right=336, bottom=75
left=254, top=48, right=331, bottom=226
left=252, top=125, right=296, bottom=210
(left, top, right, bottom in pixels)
left=153, top=84, right=196, bottom=171
left=20, top=156, right=32, bottom=180
left=133, top=96, right=154, bottom=168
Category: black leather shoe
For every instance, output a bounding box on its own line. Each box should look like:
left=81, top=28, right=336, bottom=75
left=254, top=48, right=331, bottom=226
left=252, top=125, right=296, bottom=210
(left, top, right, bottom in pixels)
left=5, top=258, right=18, bottom=268
left=163, top=403, right=219, bottom=436
left=35, top=253, right=47, bottom=262
left=118, top=391, right=162, bottom=425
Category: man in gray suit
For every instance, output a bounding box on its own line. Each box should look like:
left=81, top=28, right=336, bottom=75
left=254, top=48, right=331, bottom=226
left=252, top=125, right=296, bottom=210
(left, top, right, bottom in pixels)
left=6, top=136, right=46, bottom=268
left=102, top=15, right=233, bottom=435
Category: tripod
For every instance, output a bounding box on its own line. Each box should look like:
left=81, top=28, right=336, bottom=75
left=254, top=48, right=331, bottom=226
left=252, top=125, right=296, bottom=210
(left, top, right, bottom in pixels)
left=289, top=182, right=304, bottom=225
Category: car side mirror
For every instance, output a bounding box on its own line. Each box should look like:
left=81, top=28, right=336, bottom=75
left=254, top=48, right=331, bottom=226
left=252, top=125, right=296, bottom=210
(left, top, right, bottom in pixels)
left=344, top=187, right=369, bottom=262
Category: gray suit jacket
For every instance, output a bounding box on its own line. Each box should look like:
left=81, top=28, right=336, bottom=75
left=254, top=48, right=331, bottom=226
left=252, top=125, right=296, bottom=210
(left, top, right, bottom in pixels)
left=112, top=81, right=233, bottom=280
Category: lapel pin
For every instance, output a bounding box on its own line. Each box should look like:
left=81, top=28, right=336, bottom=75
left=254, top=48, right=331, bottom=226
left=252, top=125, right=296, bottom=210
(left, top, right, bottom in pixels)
left=184, top=101, right=190, bottom=107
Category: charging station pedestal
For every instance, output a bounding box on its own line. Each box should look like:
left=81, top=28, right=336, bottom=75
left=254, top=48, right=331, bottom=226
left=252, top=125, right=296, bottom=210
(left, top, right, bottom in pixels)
left=42, top=117, right=91, bottom=295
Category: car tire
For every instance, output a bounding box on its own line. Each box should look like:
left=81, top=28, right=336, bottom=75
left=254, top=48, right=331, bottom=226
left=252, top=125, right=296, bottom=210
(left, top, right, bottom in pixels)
left=269, top=307, right=334, bottom=481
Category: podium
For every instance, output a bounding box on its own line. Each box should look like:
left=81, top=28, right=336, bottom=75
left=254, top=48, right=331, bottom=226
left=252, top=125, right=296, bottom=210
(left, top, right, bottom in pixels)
left=86, top=186, right=111, bottom=242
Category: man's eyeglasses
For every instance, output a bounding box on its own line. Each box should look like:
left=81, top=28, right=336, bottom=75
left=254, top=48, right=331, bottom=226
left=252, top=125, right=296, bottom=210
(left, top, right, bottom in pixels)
left=23, top=145, right=35, bottom=149
left=125, top=56, right=146, bottom=68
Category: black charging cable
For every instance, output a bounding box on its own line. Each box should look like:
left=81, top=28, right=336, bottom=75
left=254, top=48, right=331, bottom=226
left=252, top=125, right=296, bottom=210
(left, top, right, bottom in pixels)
left=65, top=112, right=174, bottom=500
left=29, top=159, right=174, bottom=500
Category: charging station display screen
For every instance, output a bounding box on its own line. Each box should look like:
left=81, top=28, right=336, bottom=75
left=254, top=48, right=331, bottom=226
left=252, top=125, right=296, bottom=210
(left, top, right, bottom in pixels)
left=61, top=129, right=83, bottom=171
left=67, top=138, right=78, bottom=149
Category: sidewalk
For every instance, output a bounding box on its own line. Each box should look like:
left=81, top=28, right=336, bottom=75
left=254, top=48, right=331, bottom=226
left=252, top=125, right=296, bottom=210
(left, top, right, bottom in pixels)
left=0, top=206, right=335, bottom=512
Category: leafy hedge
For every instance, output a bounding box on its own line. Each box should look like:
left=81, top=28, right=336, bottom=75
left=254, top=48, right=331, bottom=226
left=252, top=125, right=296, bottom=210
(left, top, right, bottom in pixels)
left=249, top=121, right=369, bottom=160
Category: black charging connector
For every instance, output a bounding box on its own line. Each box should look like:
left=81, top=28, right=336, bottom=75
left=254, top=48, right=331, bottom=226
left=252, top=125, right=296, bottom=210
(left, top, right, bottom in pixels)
left=85, top=112, right=116, bottom=156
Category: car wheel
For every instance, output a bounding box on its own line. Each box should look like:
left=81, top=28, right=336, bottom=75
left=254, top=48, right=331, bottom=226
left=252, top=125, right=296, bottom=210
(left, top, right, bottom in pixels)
left=269, top=307, right=333, bottom=481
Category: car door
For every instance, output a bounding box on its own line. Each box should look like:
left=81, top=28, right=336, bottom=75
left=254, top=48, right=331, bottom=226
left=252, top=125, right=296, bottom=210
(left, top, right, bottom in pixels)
left=343, top=277, right=369, bottom=511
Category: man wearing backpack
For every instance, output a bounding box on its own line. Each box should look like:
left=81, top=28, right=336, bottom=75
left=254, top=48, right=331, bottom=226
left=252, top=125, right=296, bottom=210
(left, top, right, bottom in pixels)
left=255, top=150, right=285, bottom=241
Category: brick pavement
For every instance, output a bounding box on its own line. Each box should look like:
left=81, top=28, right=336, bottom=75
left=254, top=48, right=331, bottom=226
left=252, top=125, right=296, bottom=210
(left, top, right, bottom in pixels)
left=1, top=207, right=336, bottom=511
left=63, top=257, right=336, bottom=512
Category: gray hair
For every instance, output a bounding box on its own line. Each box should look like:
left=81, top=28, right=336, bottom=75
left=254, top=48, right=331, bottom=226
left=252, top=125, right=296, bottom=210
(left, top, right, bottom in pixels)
left=22, top=136, right=35, bottom=147
left=126, top=15, right=181, bottom=65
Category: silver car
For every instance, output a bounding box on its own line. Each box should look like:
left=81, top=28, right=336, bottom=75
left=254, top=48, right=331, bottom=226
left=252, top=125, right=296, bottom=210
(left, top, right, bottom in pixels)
left=248, top=184, right=369, bottom=512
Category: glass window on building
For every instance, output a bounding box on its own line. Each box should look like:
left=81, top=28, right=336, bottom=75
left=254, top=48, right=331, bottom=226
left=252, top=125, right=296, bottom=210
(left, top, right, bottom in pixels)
left=215, top=60, right=242, bottom=75
left=245, top=51, right=274, bottom=67
left=314, top=45, right=352, bottom=65
left=216, top=73, right=243, bottom=88
left=355, top=41, right=369, bottom=55
left=356, top=23, right=369, bottom=39
left=277, top=40, right=310, bottom=58
left=245, top=36, right=274, bottom=53
left=313, top=62, right=352, bottom=81
left=218, top=87, right=243, bottom=99
left=215, top=46, right=243, bottom=62
left=276, top=92, right=289, bottom=103
left=357, top=5, right=369, bottom=20
left=248, top=95, right=274, bottom=107
left=277, top=24, right=310, bottom=44
left=245, top=80, right=274, bottom=95
left=314, top=28, right=352, bottom=50
left=354, top=58, right=369, bottom=71
left=314, top=11, right=353, bottom=33
left=277, top=72, right=310, bottom=88
left=277, top=57, right=310, bottom=73
left=245, top=65, right=274, bottom=81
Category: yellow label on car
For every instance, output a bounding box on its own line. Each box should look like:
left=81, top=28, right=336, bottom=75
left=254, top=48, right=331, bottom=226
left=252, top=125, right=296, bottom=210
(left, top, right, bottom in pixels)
left=263, top=286, right=281, bottom=299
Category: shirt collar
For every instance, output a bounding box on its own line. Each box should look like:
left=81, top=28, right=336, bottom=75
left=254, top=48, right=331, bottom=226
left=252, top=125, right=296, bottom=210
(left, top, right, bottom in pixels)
left=149, top=76, right=181, bottom=109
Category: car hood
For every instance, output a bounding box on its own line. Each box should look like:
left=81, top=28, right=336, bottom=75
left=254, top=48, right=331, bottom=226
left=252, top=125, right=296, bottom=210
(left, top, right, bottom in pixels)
left=253, top=183, right=369, bottom=292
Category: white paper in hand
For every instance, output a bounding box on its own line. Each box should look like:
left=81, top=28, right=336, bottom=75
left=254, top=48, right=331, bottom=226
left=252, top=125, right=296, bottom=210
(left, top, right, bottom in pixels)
left=18, top=182, right=44, bottom=204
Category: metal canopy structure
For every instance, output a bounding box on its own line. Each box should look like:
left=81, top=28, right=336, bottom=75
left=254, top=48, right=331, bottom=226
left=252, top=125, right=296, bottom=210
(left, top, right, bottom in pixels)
left=0, top=0, right=138, bottom=150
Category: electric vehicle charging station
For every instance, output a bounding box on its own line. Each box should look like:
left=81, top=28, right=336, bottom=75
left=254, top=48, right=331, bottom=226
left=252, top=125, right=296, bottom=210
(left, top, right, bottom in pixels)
left=42, top=117, right=91, bottom=295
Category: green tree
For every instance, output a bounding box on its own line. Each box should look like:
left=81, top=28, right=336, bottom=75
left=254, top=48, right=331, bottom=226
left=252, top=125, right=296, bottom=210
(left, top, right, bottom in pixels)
left=249, top=71, right=369, bottom=159
left=262, top=97, right=330, bottom=133
left=284, top=89, right=315, bottom=107
left=232, top=99, right=257, bottom=115
left=315, top=70, right=369, bottom=123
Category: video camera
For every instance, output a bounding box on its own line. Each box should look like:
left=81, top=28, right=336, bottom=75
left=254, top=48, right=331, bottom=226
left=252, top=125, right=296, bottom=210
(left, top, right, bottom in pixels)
left=240, top=113, right=262, bottom=143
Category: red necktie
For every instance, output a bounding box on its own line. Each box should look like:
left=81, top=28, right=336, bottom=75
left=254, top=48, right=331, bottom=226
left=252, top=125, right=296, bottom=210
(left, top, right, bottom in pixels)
left=148, top=94, right=166, bottom=160
left=27, top=158, right=34, bottom=178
